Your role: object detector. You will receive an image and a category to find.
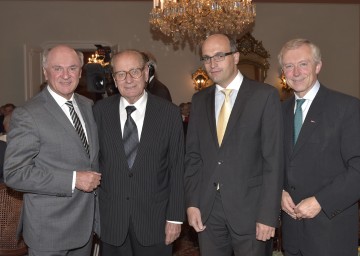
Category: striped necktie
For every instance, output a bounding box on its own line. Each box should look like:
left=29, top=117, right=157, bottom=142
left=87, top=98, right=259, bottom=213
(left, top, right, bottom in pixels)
left=123, top=106, right=139, bottom=169
left=65, top=101, right=90, bottom=157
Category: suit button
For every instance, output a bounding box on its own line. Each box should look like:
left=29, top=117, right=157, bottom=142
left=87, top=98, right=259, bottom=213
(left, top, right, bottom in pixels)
left=126, top=197, right=130, bottom=200
left=218, top=161, right=223, bottom=165
left=291, top=186, right=296, bottom=191
left=129, top=173, right=133, bottom=177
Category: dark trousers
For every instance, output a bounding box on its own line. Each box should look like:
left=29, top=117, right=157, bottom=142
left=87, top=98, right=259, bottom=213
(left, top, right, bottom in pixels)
left=198, top=191, right=269, bottom=256
left=100, top=220, right=172, bottom=256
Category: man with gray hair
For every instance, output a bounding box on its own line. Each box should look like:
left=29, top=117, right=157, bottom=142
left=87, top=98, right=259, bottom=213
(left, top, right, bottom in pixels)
left=279, top=38, right=360, bottom=256
left=4, top=45, right=101, bottom=256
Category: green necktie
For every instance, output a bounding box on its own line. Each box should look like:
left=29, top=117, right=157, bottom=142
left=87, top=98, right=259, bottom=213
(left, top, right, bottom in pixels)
left=294, top=99, right=305, bottom=144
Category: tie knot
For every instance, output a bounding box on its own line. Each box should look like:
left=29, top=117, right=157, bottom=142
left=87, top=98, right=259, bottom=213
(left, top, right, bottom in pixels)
left=221, top=89, right=232, bottom=98
left=296, top=99, right=306, bottom=109
left=126, top=105, right=136, bottom=116
left=65, top=100, right=74, bottom=108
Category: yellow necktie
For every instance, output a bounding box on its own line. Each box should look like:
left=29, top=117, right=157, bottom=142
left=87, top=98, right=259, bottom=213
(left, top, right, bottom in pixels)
left=217, top=89, right=232, bottom=146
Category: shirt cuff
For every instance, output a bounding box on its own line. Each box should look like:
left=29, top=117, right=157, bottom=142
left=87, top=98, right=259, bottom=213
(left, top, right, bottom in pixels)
left=167, top=220, right=183, bottom=224
left=72, top=171, right=76, bottom=193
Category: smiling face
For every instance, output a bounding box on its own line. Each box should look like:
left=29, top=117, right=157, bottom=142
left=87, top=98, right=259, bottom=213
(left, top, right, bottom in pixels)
left=43, top=45, right=82, bottom=100
left=201, top=34, right=239, bottom=88
left=112, top=51, right=149, bottom=104
left=281, top=44, right=322, bottom=98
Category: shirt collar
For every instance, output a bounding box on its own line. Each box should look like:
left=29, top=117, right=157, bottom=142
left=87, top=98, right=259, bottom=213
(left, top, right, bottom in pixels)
left=120, top=91, right=148, bottom=116
left=295, top=80, right=320, bottom=101
left=215, top=71, right=243, bottom=93
left=47, top=85, right=75, bottom=107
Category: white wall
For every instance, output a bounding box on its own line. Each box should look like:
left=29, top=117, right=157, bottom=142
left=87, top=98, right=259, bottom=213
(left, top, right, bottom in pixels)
left=0, top=1, right=359, bottom=106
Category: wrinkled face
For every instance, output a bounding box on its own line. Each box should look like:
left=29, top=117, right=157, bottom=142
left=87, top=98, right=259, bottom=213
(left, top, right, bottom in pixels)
left=112, top=51, right=148, bottom=104
left=281, top=44, right=322, bottom=98
left=201, top=34, right=239, bottom=88
left=43, top=45, right=82, bottom=100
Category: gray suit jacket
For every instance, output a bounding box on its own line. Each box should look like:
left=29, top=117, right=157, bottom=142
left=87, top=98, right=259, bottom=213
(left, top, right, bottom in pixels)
left=4, top=88, right=100, bottom=251
left=282, top=85, right=360, bottom=256
left=93, top=93, right=185, bottom=246
left=185, top=77, right=284, bottom=234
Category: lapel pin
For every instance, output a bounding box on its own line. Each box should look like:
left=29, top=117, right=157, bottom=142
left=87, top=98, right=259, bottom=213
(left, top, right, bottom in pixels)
left=310, top=120, right=316, bottom=123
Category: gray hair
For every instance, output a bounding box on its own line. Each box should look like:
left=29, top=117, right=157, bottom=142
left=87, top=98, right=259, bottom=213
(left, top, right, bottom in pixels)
left=278, top=38, right=321, bottom=67
left=42, top=47, right=84, bottom=68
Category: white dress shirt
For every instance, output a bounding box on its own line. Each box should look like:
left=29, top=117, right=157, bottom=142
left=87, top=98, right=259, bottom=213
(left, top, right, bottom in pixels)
left=215, top=71, right=243, bottom=124
left=294, top=81, right=320, bottom=123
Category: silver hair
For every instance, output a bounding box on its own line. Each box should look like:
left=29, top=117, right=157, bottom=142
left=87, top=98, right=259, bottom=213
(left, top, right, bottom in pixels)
left=42, top=46, right=84, bottom=68
left=278, top=38, right=321, bottom=67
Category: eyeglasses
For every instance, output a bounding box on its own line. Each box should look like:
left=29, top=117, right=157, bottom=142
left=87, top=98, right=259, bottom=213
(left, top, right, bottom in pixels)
left=282, top=61, right=312, bottom=73
left=200, top=52, right=235, bottom=64
left=112, top=66, right=145, bottom=81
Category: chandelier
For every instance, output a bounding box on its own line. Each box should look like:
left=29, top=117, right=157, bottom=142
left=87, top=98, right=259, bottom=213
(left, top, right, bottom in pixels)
left=149, top=0, right=256, bottom=44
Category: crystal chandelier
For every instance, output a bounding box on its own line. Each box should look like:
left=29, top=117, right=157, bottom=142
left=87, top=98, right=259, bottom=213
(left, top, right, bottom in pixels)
left=149, top=0, right=256, bottom=44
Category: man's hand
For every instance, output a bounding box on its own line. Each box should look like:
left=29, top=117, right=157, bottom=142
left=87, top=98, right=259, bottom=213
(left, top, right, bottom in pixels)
left=165, top=222, right=181, bottom=245
left=281, top=190, right=297, bottom=219
left=256, top=223, right=275, bottom=241
left=75, top=171, right=101, bottom=192
left=294, top=196, right=321, bottom=219
left=187, top=207, right=206, bottom=232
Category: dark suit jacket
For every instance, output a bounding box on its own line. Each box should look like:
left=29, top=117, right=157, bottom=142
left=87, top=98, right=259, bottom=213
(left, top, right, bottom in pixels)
left=185, top=77, right=284, bottom=234
left=147, top=77, right=172, bottom=102
left=4, top=89, right=100, bottom=251
left=281, top=85, right=360, bottom=256
left=93, top=93, right=185, bottom=246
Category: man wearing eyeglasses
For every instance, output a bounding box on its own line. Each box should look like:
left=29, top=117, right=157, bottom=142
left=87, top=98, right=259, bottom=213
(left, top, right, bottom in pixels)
left=93, top=50, right=185, bottom=256
left=184, top=34, right=283, bottom=256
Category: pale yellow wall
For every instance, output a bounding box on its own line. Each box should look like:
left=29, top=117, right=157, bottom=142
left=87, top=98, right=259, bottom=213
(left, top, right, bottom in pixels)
left=0, top=1, right=359, bottom=106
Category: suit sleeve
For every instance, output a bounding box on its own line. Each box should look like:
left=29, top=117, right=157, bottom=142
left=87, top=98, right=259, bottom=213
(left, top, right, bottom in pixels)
left=184, top=93, right=202, bottom=209
left=4, top=107, right=73, bottom=196
left=315, top=98, right=360, bottom=218
left=257, top=88, right=284, bottom=227
left=166, top=107, right=186, bottom=221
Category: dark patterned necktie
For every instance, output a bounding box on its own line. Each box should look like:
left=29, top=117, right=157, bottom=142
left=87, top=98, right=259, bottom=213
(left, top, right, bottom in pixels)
left=123, top=106, right=139, bottom=169
left=294, top=99, right=306, bottom=144
left=65, top=101, right=90, bottom=157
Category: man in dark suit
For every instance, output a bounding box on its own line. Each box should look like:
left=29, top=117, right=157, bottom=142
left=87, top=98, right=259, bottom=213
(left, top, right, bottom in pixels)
left=144, top=52, right=173, bottom=102
left=93, top=50, right=185, bottom=256
left=279, top=38, right=360, bottom=256
left=184, top=33, right=283, bottom=256
left=4, top=45, right=101, bottom=256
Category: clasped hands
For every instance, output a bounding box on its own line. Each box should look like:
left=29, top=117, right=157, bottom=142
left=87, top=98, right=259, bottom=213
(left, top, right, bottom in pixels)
left=281, top=190, right=321, bottom=220
left=187, top=207, right=275, bottom=241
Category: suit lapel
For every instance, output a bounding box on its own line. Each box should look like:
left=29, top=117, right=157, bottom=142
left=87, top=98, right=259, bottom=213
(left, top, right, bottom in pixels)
left=205, top=86, right=218, bottom=148
left=74, top=94, right=96, bottom=160
left=221, top=78, right=253, bottom=147
left=132, top=94, right=157, bottom=169
left=292, top=86, right=326, bottom=157
left=108, top=95, right=125, bottom=159
left=42, top=90, right=82, bottom=146
left=283, top=96, right=295, bottom=155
